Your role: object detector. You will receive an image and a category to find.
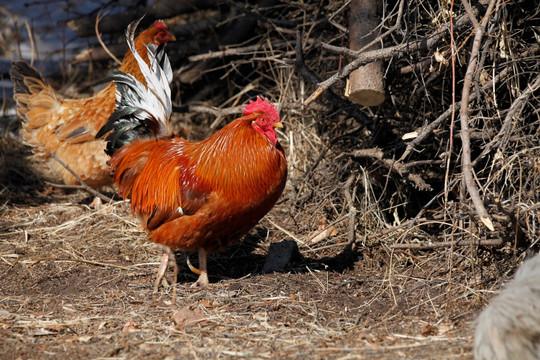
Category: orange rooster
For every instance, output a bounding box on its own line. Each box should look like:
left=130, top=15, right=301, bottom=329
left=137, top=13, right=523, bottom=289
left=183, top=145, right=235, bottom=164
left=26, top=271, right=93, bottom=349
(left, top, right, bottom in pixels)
left=10, top=20, right=175, bottom=192
left=96, top=23, right=287, bottom=288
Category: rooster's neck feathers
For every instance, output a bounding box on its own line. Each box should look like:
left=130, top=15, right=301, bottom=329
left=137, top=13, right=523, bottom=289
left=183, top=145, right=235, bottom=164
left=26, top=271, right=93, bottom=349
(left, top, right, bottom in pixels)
left=118, top=20, right=172, bottom=85
left=188, top=116, right=284, bottom=176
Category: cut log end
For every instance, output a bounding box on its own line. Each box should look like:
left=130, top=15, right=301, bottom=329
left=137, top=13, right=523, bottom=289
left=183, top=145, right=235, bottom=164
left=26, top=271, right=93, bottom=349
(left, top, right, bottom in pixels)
left=347, top=0, right=385, bottom=107
left=345, top=86, right=385, bottom=106
left=345, top=62, right=385, bottom=106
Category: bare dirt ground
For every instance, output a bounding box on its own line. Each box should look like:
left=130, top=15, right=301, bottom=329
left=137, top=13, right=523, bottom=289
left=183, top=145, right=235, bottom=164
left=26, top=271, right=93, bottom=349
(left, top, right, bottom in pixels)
left=0, top=185, right=497, bottom=360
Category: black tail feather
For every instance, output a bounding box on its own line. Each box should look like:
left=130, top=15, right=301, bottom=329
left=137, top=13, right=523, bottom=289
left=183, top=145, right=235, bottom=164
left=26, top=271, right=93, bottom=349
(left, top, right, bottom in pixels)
left=96, top=82, right=154, bottom=156
left=101, top=120, right=151, bottom=156
left=10, top=61, right=46, bottom=95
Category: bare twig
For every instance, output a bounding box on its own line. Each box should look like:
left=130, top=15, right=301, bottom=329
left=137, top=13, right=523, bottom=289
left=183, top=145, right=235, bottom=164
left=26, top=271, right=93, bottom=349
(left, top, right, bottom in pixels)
left=391, top=238, right=503, bottom=250
left=358, top=217, right=428, bottom=243
left=301, top=125, right=364, bottom=181
left=399, top=65, right=513, bottom=162
left=188, top=43, right=266, bottom=62
left=400, top=178, right=461, bottom=243
left=460, top=0, right=479, bottom=28
left=24, top=21, right=35, bottom=66
left=95, top=9, right=122, bottom=65
left=444, top=0, right=457, bottom=205
left=458, top=0, right=497, bottom=231
left=43, top=148, right=113, bottom=203
left=350, top=148, right=432, bottom=191
left=473, top=74, right=540, bottom=166
left=343, top=174, right=357, bottom=249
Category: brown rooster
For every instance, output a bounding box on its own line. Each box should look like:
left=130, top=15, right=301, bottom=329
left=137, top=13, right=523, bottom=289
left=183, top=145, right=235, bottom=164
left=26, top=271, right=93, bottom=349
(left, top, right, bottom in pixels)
left=10, top=20, right=175, bottom=192
left=97, top=22, right=287, bottom=288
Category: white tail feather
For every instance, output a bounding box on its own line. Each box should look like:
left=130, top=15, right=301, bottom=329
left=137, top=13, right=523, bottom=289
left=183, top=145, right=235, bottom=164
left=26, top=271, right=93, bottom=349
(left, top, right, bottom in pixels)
left=121, top=18, right=172, bottom=138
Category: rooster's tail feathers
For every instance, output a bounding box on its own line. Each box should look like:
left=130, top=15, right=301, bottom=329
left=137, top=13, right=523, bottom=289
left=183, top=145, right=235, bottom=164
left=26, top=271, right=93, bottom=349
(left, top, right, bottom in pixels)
left=10, top=61, right=61, bottom=146
left=96, top=18, right=173, bottom=156
left=10, top=61, right=46, bottom=96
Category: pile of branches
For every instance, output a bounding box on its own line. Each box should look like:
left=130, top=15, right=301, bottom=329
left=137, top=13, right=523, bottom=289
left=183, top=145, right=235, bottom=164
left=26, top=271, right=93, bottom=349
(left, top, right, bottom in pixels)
left=6, top=0, right=540, bottom=262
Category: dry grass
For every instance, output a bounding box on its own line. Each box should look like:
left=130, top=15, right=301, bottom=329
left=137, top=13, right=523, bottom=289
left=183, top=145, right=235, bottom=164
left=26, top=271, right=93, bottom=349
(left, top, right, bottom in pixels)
left=1, top=0, right=539, bottom=358
left=1, top=195, right=478, bottom=359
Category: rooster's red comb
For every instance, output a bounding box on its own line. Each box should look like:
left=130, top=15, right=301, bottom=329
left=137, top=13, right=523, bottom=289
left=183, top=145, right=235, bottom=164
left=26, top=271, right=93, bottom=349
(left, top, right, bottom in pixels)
left=243, top=97, right=280, bottom=123
left=153, top=21, right=167, bottom=30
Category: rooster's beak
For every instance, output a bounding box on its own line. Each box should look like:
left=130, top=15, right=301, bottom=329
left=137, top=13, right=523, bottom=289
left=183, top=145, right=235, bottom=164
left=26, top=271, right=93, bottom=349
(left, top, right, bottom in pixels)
left=169, top=35, right=177, bottom=42
left=273, top=121, right=284, bottom=128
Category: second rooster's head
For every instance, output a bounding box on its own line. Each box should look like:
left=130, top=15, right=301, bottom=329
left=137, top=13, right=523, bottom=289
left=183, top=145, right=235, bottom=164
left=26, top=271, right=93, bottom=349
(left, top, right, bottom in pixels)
left=243, top=97, right=283, bottom=146
left=149, top=21, right=176, bottom=46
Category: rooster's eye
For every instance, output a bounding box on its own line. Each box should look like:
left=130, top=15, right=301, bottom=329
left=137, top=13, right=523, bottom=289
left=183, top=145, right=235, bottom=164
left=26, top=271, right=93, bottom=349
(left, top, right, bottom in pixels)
left=259, top=117, right=266, bottom=122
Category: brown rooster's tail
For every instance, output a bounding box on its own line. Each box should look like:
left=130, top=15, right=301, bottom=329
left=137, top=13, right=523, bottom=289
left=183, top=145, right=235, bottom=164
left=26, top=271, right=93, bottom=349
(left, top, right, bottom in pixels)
left=10, top=61, right=45, bottom=96
left=10, top=61, right=62, bottom=154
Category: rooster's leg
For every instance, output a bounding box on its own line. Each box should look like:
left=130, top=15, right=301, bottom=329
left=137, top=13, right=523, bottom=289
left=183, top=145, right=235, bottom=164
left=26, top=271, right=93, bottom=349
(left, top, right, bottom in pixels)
left=154, top=248, right=178, bottom=291
left=186, top=253, right=202, bottom=275
left=154, top=250, right=169, bottom=291
left=191, top=248, right=209, bottom=287
left=171, top=251, right=179, bottom=306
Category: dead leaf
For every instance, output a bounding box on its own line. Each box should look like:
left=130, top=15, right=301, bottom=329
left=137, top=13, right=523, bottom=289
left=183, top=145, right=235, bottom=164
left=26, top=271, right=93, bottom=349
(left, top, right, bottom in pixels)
left=44, top=324, right=65, bottom=332
left=421, top=323, right=438, bottom=336
left=122, top=320, right=140, bottom=332
left=0, top=310, right=13, bottom=319
left=78, top=335, right=92, bottom=343
left=308, top=226, right=338, bottom=244
left=438, top=322, right=453, bottom=336
left=172, top=305, right=206, bottom=330
left=199, top=300, right=214, bottom=308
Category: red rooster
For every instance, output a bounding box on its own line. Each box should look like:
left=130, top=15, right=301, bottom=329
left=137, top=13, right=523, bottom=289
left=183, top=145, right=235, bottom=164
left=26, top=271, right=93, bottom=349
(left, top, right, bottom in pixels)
left=97, top=23, right=287, bottom=288
left=10, top=20, right=175, bottom=192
